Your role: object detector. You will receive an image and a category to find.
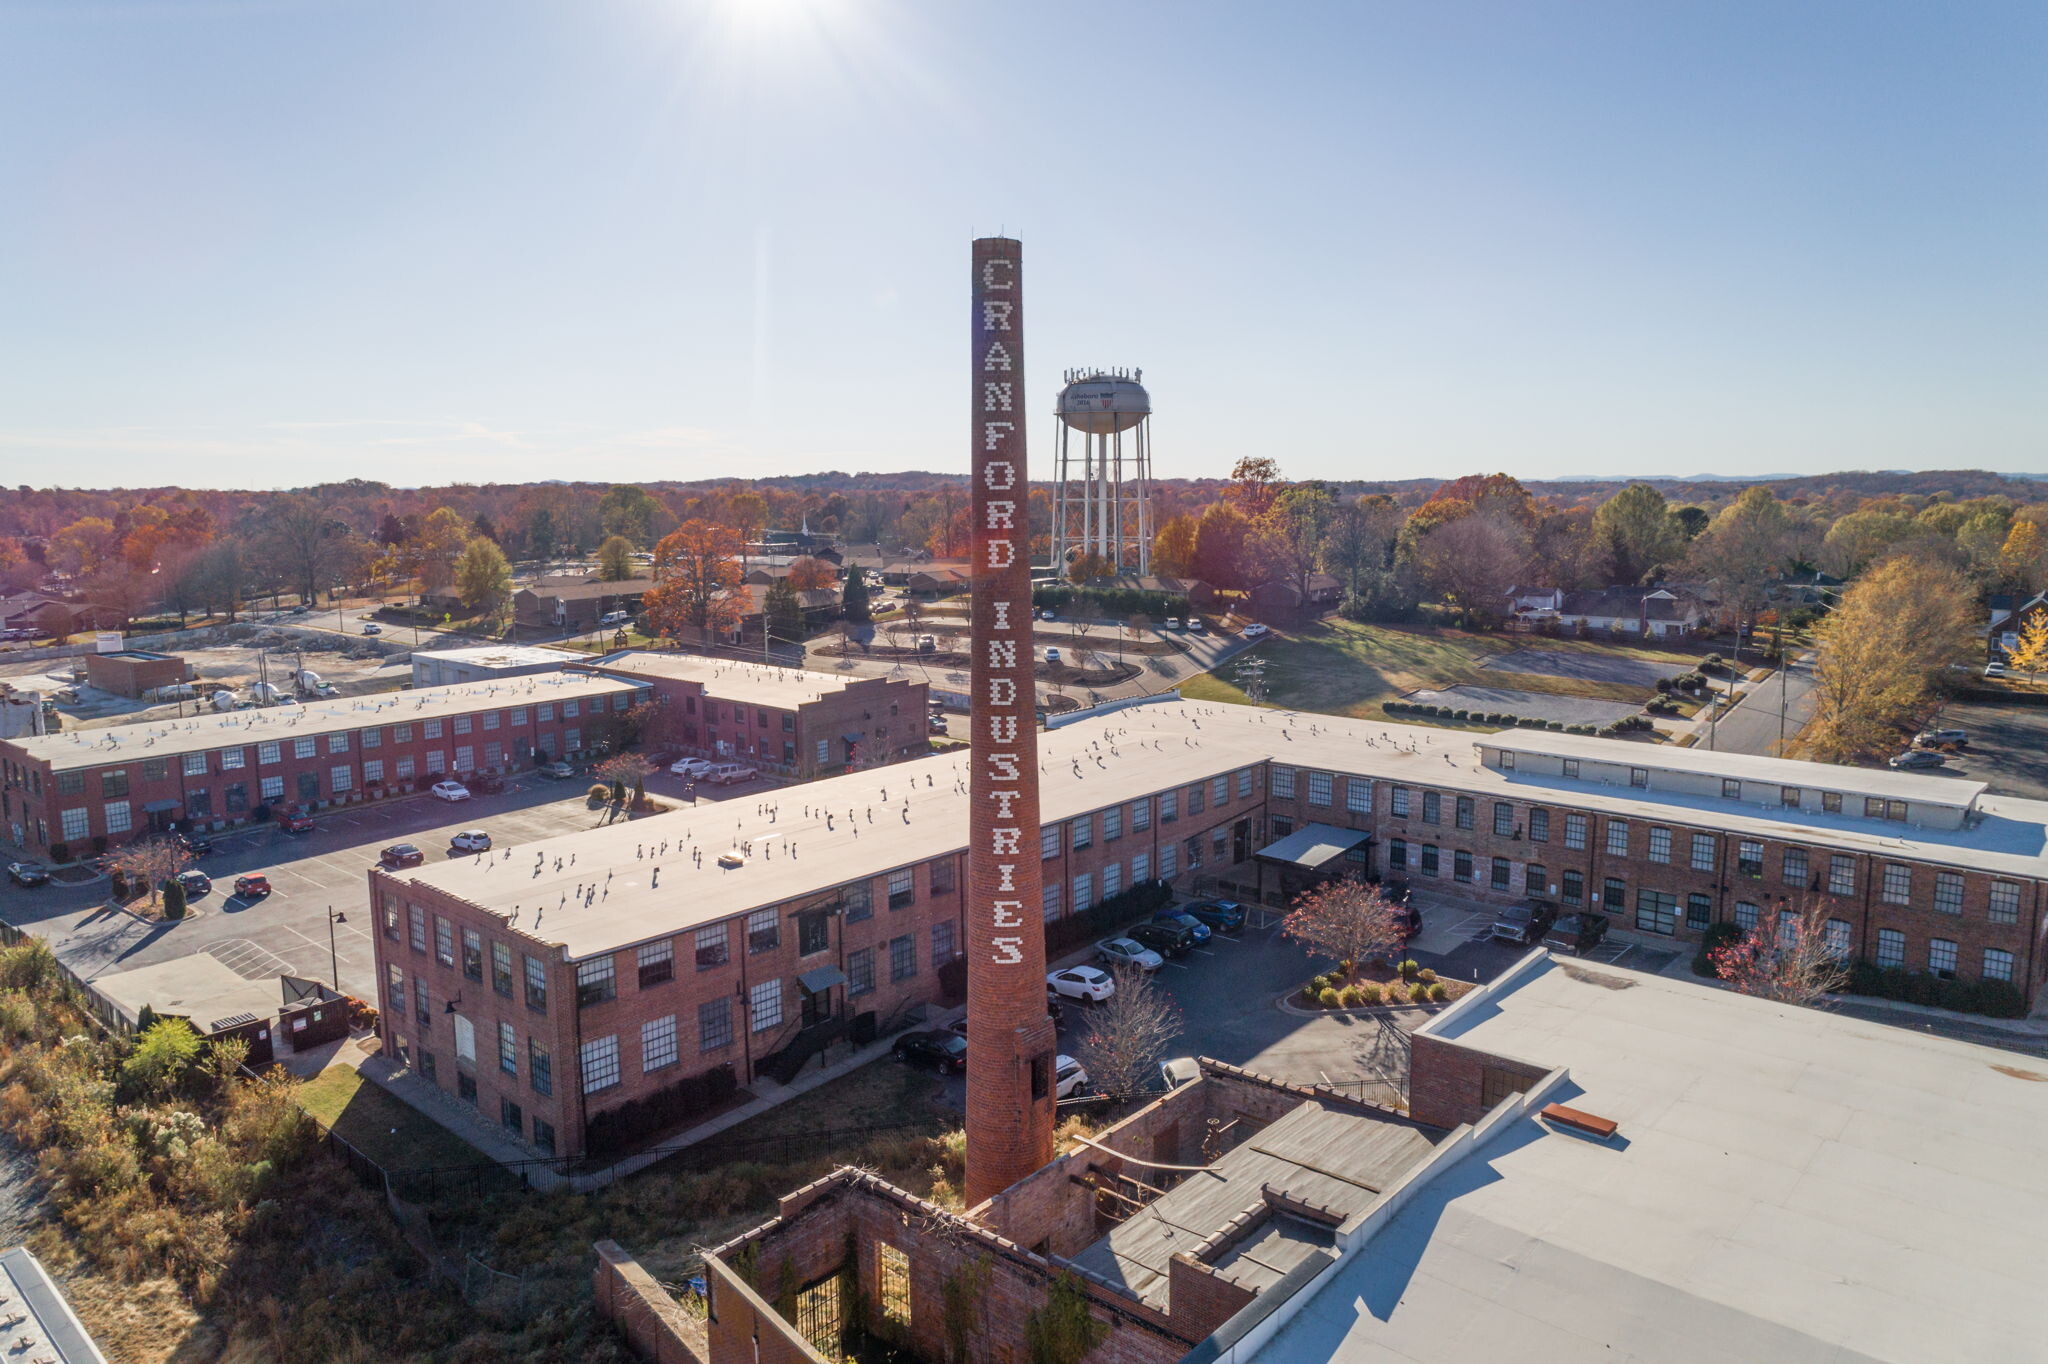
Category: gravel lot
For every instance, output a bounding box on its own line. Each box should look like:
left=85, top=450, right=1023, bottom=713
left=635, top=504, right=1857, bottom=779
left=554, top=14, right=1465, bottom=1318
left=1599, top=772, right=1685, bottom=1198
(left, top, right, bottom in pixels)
left=1483, top=648, right=1690, bottom=687
left=1404, top=684, right=1640, bottom=727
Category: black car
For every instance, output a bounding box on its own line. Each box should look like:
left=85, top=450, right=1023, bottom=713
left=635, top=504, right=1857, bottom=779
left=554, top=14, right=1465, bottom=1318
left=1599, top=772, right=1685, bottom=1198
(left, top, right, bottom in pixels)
left=1490, top=899, right=1558, bottom=946
left=1541, top=913, right=1610, bottom=955
left=1127, top=921, right=1196, bottom=958
left=6, top=862, right=50, bottom=888
left=167, top=869, right=212, bottom=897
left=1179, top=899, right=1247, bottom=934
left=893, top=1029, right=967, bottom=1074
left=1394, top=898, right=1424, bottom=942
left=380, top=844, right=425, bottom=869
left=176, top=833, right=214, bottom=856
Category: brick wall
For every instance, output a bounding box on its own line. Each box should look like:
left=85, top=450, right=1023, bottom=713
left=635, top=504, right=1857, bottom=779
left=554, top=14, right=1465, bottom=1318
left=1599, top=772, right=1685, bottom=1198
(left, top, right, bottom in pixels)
left=1407, top=1031, right=1551, bottom=1129
left=1167, top=1253, right=1257, bottom=1340
left=593, top=1238, right=708, bottom=1364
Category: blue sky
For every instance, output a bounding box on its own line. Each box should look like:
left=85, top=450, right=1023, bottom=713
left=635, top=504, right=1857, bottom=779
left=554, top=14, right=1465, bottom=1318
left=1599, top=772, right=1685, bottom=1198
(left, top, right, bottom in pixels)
left=2, top=0, right=2042, bottom=489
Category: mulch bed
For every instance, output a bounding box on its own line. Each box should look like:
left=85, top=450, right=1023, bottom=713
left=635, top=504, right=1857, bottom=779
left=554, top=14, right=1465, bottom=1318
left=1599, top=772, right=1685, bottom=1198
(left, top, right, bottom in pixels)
left=1300, top=961, right=1476, bottom=1008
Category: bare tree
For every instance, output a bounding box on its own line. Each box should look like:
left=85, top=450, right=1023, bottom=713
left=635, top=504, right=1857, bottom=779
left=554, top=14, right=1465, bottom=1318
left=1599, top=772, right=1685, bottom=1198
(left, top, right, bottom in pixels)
left=108, top=837, right=191, bottom=909
left=1712, top=900, right=1849, bottom=1008
left=1281, top=877, right=1407, bottom=970
left=1413, top=514, right=1527, bottom=627
left=1074, top=966, right=1183, bottom=1103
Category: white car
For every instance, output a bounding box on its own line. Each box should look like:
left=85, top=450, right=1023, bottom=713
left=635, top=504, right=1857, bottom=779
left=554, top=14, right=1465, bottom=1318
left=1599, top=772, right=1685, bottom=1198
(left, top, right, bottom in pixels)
left=1055, top=1054, right=1089, bottom=1099
left=1984, top=662, right=2008, bottom=678
left=1096, top=937, right=1164, bottom=972
left=1242, top=623, right=1270, bottom=639
left=704, top=762, right=758, bottom=785
left=1164, top=617, right=1183, bottom=632
left=430, top=780, right=471, bottom=802
left=1044, top=647, right=1062, bottom=665
left=449, top=830, right=492, bottom=852
left=669, top=757, right=713, bottom=777
left=1046, top=966, right=1116, bottom=1002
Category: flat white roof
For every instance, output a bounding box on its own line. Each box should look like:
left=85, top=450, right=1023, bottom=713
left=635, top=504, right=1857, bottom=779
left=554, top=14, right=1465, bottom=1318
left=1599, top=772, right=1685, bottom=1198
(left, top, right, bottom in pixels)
left=1250, top=958, right=2048, bottom=1361
left=410, top=644, right=582, bottom=669
left=12, top=673, right=640, bottom=771
left=587, top=650, right=897, bottom=708
left=1484, top=729, right=1986, bottom=808
left=385, top=698, right=2048, bottom=962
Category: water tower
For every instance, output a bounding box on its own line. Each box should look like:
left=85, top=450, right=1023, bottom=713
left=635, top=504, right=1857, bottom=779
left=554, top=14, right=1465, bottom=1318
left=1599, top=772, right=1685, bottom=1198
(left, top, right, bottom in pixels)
left=1051, top=368, right=1153, bottom=576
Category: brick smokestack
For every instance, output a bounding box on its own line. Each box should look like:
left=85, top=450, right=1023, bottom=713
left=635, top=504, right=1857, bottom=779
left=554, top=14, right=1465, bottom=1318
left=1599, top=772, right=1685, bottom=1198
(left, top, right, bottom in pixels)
left=964, top=237, right=1056, bottom=1206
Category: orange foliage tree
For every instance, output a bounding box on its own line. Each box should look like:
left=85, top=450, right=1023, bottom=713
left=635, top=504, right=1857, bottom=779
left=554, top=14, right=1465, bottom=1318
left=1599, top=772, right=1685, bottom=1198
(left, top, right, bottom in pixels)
left=643, top=520, right=746, bottom=641
left=787, top=556, right=838, bottom=591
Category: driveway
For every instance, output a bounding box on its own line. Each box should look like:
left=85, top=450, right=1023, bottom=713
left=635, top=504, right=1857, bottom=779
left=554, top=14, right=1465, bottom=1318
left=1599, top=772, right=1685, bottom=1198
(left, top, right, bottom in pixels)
left=0, top=768, right=759, bottom=1006
left=1483, top=648, right=1689, bottom=687
left=1911, top=698, right=2048, bottom=801
left=1403, top=685, right=1639, bottom=728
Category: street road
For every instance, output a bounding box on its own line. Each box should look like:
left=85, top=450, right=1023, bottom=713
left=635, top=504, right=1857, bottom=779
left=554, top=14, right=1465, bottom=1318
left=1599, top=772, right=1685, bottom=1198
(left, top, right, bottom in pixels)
left=1697, top=652, right=1817, bottom=757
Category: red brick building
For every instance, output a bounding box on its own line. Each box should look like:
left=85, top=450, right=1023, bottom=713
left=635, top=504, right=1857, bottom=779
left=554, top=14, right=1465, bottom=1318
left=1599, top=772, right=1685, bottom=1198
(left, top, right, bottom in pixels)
left=1, top=673, right=644, bottom=855
left=578, top=651, right=929, bottom=778
left=366, top=701, right=2048, bottom=1164
left=83, top=649, right=189, bottom=699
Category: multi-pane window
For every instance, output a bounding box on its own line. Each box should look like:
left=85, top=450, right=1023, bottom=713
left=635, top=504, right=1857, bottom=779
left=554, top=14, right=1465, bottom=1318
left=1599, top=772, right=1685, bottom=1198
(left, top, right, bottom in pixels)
left=1989, top=881, right=2021, bottom=925
left=529, top=1040, right=552, bottom=1095
left=1422, top=792, right=1441, bottom=824
left=175, top=753, right=203, bottom=776
left=1734, top=901, right=1760, bottom=932
left=1101, top=862, right=1122, bottom=898
left=1875, top=929, right=1904, bottom=968
left=1132, top=798, right=1151, bottom=831
left=387, top=964, right=406, bottom=1013
left=1929, top=872, right=1963, bottom=916
left=642, top=1016, right=679, bottom=1072
left=576, top=957, right=616, bottom=1006
left=1828, top=855, right=1855, bottom=897
left=260, top=776, right=284, bottom=801
left=104, top=802, right=131, bottom=834
left=1630, top=766, right=1649, bottom=789
left=1040, top=826, right=1060, bottom=860
left=1419, top=844, right=1439, bottom=877
left=1493, top=803, right=1514, bottom=837
left=1635, top=890, right=1677, bottom=936
left=1073, top=873, right=1095, bottom=909
left=579, top=1035, right=620, bottom=1094
left=1391, top=787, right=1411, bottom=818
left=699, top=998, right=734, bottom=1052
left=436, top=918, right=455, bottom=967
left=1159, top=844, right=1177, bottom=879
left=498, top=1022, right=517, bottom=1075
left=1490, top=857, right=1511, bottom=891
left=328, top=732, right=349, bottom=753
left=747, top=909, right=779, bottom=954
left=843, top=883, right=873, bottom=922
left=219, top=748, right=245, bottom=770
left=1270, top=767, right=1295, bottom=799
left=1824, top=919, right=1853, bottom=960
left=1647, top=828, right=1672, bottom=863
left=888, top=868, right=916, bottom=909
left=1781, top=787, right=1801, bottom=808
left=1187, top=783, right=1205, bottom=815
left=1525, top=863, right=1546, bottom=896
left=1500, top=751, right=1515, bottom=771
left=1690, top=834, right=1715, bottom=872
left=1605, top=820, right=1629, bottom=857
left=1686, top=893, right=1712, bottom=930
left=294, top=738, right=316, bottom=760
left=1822, top=791, right=1842, bottom=813
left=796, top=910, right=830, bottom=957
left=59, top=808, right=88, bottom=841
left=889, top=935, right=917, bottom=981
left=1103, top=806, right=1122, bottom=840
left=1070, top=816, right=1092, bottom=851
left=259, top=741, right=281, bottom=765
left=524, top=955, right=547, bottom=1011
left=363, top=760, right=384, bottom=784
left=1881, top=864, right=1912, bottom=906
left=1737, top=841, right=1764, bottom=877
left=694, top=924, right=730, bottom=969
left=1453, top=850, right=1473, bottom=883
left=1387, top=839, right=1407, bottom=870
left=1455, top=796, right=1473, bottom=831
left=1561, top=869, right=1584, bottom=905
left=1346, top=778, right=1372, bottom=813
left=1160, top=790, right=1179, bottom=821
left=932, top=920, right=956, bottom=964
left=1776, top=910, right=1800, bottom=951
left=1528, top=808, right=1549, bottom=842
left=1928, top=938, right=1958, bottom=977
left=1239, top=769, right=1254, bottom=798
left=847, top=947, right=875, bottom=995
left=638, top=939, right=675, bottom=987
left=1782, top=847, right=1809, bottom=886
left=1132, top=850, right=1150, bottom=882
left=1041, top=883, right=1061, bottom=921
left=1564, top=814, right=1587, bottom=850
left=1721, top=778, right=1741, bottom=800
left=1562, top=759, right=1580, bottom=779
left=1306, top=771, right=1333, bottom=806
left=1602, top=878, right=1627, bottom=913
left=410, top=905, right=428, bottom=952
left=1212, top=775, right=1229, bottom=806
left=492, top=942, right=513, bottom=997
left=749, top=979, right=783, bottom=1032
left=1984, top=948, right=2015, bottom=982
left=461, top=928, right=483, bottom=982
left=877, top=1242, right=911, bottom=1326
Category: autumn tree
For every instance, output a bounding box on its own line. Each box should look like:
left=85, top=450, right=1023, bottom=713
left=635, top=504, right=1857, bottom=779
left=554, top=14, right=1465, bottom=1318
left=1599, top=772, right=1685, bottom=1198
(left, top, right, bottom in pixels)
left=786, top=556, right=837, bottom=591
left=1258, top=484, right=1334, bottom=605
left=455, top=536, right=513, bottom=615
left=0, top=536, right=36, bottom=593
left=1281, top=877, right=1408, bottom=971
left=1320, top=495, right=1400, bottom=596
left=1590, top=483, right=1682, bottom=585
left=1413, top=514, right=1526, bottom=626
left=51, top=516, right=119, bottom=576
left=598, top=484, right=662, bottom=548
left=595, top=534, right=637, bottom=582
left=1151, top=513, right=1199, bottom=578
left=1223, top=456, right=1283, bottom=519
left=408, top=507, right=472, bottom=592
left=1808, top=556, right=1978, bottom=761
left=1193, top=502, right=1255, bottom=589
left=1687, top=486, right=1799, bottom=641
left=255, top=494, right=366, bottom=606
left=1712, top=900, right=1849, bottom=1008
left=643, top=520, right=746, bottom=641
left=1997, top=519, right=2048, bottom=593
left=1074, top=965, right=1183, bottom=1102
left=108, top=837, right=192, bottom=909
left=2006, top=614, right=2048, bottom=687
left=1819, top=509, right=1919, bottom=579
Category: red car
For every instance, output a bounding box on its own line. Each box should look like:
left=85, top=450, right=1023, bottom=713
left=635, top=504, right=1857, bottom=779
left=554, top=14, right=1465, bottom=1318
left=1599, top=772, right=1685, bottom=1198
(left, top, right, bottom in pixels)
left=277, top=809, right=314, bottom=833
left=232, top=875, right=272, bottom=899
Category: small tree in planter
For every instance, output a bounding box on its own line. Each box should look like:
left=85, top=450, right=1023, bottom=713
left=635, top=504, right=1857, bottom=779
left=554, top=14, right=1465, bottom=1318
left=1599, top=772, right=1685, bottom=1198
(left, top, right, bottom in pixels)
left=107, top=837, right=191, bottom=910
left=1282, top=877, right=1408, bottom=977
left=162, top=880, right=188, bottom=920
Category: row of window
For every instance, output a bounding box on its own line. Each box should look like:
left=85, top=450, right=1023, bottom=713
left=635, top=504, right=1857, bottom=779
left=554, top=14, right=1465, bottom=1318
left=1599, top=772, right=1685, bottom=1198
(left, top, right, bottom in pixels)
left=1539, top=755, right=1917, bottom=824
left=1043, top=776, right=1252, bottom=860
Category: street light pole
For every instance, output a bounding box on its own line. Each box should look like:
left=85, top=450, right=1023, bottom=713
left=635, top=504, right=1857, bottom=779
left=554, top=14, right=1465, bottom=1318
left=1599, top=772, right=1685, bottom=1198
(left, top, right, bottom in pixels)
left=326, top=905, right=347, bottom=990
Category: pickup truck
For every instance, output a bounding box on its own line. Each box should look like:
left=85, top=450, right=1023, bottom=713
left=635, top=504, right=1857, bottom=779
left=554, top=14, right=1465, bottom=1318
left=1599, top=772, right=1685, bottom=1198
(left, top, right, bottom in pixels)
left=1541, top=912, right=1610, bottom=955
left=1491, top=900, right=1558, bottom=946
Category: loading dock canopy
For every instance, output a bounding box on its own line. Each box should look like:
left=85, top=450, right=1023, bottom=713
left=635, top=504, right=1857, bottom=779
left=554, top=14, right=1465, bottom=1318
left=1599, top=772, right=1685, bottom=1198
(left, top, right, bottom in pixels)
left=798, top=965, right=847, bottom=994
left=1254, top=822, right=1370, bottom=872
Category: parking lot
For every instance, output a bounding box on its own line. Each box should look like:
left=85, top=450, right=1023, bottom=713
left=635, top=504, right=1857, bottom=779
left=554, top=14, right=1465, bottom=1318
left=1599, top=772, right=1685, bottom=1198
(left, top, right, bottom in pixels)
left=0, top=766, right=775, bottom=1009
left=1912, top=699, right=2048, bottom=801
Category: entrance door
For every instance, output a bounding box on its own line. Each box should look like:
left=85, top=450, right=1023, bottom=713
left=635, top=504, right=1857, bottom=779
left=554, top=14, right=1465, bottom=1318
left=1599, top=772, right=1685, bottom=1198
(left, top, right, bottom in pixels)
left=1232, top=819, right=1250, bottom=863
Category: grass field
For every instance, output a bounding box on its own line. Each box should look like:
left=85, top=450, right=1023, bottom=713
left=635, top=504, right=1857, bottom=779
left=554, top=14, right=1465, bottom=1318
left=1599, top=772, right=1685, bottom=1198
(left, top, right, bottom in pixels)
left=1180, top=619, right=1700, bottom=720
left=298, top=1063, right=505, bottom=1178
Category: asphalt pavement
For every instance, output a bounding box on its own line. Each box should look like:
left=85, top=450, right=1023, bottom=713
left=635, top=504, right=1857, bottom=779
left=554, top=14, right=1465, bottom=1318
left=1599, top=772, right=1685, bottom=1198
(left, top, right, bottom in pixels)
left=1694, top=652, right=1817, bottom=757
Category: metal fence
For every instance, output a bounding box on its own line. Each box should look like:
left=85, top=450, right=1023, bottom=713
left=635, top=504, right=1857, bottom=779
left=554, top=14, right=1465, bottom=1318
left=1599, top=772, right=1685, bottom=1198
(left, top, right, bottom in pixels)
left=0, top=920, right=133, bottom=1035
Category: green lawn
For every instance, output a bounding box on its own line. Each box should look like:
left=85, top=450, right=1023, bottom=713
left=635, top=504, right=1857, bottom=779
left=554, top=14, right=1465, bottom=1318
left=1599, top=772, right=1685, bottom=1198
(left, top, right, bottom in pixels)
left=651, top=1058, right=948, bottom=1175
left=298, top=1064, right=505, bottom=1179
left=1181, top=619, right=1699, bottom=720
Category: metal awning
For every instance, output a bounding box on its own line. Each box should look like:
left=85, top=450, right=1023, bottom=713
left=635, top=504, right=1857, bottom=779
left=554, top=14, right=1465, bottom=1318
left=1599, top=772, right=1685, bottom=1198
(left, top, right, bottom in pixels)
left=142, top=799, right=179, bottom=813
left=1253, top=822, right=1370, bottom=871
left=798, top=965, right=847, bottom=994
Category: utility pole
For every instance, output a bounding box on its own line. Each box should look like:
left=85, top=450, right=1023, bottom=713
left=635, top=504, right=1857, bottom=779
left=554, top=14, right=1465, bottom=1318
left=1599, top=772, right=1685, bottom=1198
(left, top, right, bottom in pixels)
left=326, top=905, right=347, bottom=990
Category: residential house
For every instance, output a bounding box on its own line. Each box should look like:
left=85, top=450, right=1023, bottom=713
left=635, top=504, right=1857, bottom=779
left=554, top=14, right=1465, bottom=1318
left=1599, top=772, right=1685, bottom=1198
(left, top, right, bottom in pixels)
left=1249, top=572, right=1342, bottom=621
left=1988, top=591, right=2047, bottom=660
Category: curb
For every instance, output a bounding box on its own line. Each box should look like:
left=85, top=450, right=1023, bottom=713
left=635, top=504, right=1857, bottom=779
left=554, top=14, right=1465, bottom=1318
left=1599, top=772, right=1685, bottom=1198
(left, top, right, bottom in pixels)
left=1275, top=989, right=1450, bottom=1018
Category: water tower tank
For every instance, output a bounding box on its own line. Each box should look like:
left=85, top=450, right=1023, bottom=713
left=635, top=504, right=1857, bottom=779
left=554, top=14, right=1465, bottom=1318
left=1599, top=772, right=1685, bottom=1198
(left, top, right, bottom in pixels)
left=1057, top=373, right=1150, bottom=435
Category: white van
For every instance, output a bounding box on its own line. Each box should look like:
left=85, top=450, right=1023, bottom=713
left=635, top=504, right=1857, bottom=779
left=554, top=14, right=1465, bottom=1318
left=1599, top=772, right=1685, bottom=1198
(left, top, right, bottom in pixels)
left=599, top=610, right=632, bottom=626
